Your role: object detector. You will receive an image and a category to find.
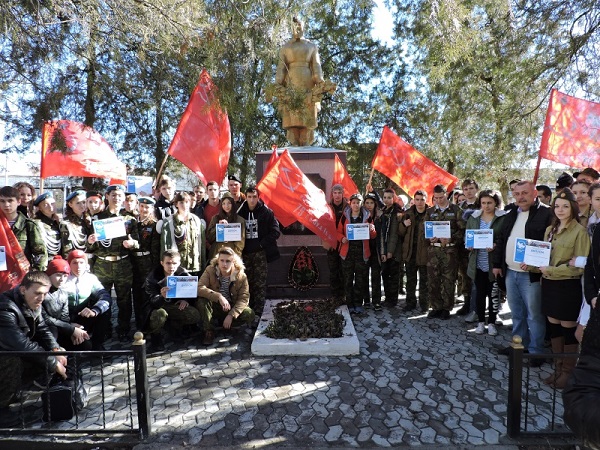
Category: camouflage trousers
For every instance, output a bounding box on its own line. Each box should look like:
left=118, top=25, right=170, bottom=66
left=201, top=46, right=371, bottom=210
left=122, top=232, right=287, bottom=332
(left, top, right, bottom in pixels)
left=405, top=259, right=428, bottom=310
left=427, top=247, right=459, bottom=311
left=93, top=257, right=133, bottom=334
left=327, top=249, right=345, bottom=300
left=363, top=253, right=381, bottom=305
left=341, top=245, right=368, bottom=308
left=132, top=254, right=153, bottom=329
left=243, top=250, right=268, bottom=315
left=197, top=298, right=255, bottom=331
left=0, top=356, right=45, bottom=408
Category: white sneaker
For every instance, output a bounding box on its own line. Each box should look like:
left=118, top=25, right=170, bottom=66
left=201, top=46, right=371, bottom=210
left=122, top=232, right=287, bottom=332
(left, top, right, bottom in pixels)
left=465, top=311, right=479, bottom=323
left=495, top=318, right=503, bottom=326
left=488, top=323, right=498, bottom=336
left=475, top=322, right=485, bottom=334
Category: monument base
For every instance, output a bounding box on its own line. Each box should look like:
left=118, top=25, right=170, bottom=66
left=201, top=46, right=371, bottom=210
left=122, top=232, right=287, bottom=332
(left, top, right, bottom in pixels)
left=251, top=299, right=360, bottom=356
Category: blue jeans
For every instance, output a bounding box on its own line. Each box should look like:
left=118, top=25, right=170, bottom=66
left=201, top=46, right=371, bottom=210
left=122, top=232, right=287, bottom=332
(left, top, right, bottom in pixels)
left=505, top=269, right=546, bottom=354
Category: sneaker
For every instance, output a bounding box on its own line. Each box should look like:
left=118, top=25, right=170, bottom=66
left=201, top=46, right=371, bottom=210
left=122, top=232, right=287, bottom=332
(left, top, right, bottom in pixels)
left=475, top=322, right=485, bottom=334
left=455, top=304, right=470, bottom=316
left=488, top=323, right=498, bottom=336
left=354, top=306, right=365, bottom=314
left=373, top=304, right=382, bottom=311
left=495, top=318, right=503, bottom=326
left=465, top=311, right=479, bottom=323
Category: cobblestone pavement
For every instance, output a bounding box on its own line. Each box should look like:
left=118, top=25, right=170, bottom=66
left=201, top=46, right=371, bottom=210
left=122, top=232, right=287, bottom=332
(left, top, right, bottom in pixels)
left=2, top=298, right=575, bottom=449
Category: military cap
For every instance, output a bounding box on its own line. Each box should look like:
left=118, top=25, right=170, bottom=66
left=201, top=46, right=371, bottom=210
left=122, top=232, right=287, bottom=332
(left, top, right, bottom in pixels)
left=349, top=193, right=363, bottom=202
left=364, top=192, right=378, bottom=202
left=125, top=191, right=138, bottom=197
left=138, top=196, right=155, bottom=205
left=106, top=184, right=126, bottom=194
left=86, top=190, right=104, bottom=200
left=576, top=167, right=600, bottom=180
left=66, top=190, right=86, bottom=202
left=556, top=187, right=576, bottom=203
left=33, top=192, right=53, bottom=207
left=228, top=174, right=242, bottom=184
left=555, top=172, right=574, bottom=190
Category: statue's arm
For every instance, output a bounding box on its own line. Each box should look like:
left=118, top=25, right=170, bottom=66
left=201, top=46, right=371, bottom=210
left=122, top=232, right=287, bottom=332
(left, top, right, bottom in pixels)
left=310, top=45, right=324, bottom=84
left=275, top=47, right=288, bottom=86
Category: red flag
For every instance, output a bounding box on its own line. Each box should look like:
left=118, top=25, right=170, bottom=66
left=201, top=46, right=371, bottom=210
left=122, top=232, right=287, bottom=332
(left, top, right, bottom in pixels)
left=257, top=150, right=337, bottom=247
left=257, top=147, right=296, bottom=227
left=332, top=154, right=358, bottom=196
left=41, top=120, right=127, bottom=183
left=0, top=210, right=30, bottom=292
left=539, top=89, right=600, bottom=168
left=372, top=126, right=458, bottom=196
left=168, top=69, right=231, bottom=184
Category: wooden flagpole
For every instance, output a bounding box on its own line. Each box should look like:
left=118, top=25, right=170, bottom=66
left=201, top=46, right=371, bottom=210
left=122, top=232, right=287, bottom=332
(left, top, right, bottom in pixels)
left=532, top=153, right=542, bottom=185
left=154, top=153, right=170, bottom=188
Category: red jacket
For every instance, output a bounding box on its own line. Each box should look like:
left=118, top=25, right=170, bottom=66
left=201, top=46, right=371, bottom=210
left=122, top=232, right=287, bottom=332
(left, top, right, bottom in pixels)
left=337, top=207, right=376, bottom=261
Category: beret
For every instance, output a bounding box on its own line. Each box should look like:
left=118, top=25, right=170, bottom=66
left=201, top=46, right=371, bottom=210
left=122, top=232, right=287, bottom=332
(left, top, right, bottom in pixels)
left=33, top=192, right=53, bottom=206
left=66, top=190, right=86, bottom=202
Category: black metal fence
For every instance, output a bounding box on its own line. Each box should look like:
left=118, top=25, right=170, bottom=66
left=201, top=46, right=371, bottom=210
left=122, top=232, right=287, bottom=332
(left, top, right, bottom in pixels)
left=0, top=332, right=150, bottom=439
left=507, top=335, right=574, bottom=438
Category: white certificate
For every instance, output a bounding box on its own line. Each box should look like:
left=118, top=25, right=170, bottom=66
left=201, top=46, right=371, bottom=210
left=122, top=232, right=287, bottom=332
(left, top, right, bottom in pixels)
left=465, top=229, right=494, bottom=249
left=425, top=221, right=451, bottom=239
left=93, top=216, right=127, bottom=240
left=216, top=223, right=242, bottom=242
left=166, top=276, right=198, bottom=299
left=0, top=246, right=6, bottom=271
left=513, top=238, right=551, bottom=267
left=346, top=223, right=370, bottom=240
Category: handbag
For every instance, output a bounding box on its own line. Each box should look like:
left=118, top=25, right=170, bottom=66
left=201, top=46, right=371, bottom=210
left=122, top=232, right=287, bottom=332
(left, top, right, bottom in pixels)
left=41, top=370, right=88, bottom=422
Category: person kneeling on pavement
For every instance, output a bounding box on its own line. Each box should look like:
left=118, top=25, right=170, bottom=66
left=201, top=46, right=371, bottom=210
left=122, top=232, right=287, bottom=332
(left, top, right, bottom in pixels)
left=198, top=246, right=255, bottom=345
left=143, top=249, right=202, bottom=348
left=61, top=250, right=112, bottom=350
left=0, top=271, right=68, bottom=425
left=42, top=255, right=92, bottom=350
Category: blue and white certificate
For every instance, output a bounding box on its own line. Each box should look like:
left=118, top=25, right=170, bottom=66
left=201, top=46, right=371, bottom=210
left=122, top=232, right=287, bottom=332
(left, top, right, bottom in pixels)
left=93, top=216, right=127, bottom=240
left=425, top=221, right=451, bottom=239
left=465, top=229, right=494, bottom=249
left=0, top=246, right=6, bottom=271
left=513, top=238, right=551, bottom=267
left=216, top=223, right=242, bottom=242
left=166, top=276, right=198, bottom=299
left=346, top=223, right=370, bottom=240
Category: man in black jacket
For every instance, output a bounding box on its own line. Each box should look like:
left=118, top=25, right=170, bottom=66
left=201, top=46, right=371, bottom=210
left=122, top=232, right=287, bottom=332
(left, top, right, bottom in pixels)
left=492, top=181, right=552, bottom=360
left=0, top=271, right=68, bottom=423
left=237, top=186, right=281, bottom=315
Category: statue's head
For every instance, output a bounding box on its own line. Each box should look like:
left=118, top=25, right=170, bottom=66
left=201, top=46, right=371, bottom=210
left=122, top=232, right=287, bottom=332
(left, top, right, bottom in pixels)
left=292, top=17, right=304, bottom=40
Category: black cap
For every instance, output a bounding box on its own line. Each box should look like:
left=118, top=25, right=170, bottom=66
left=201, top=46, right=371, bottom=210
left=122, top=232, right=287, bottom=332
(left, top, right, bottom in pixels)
left=86, top=190, right=104, bottom=200
left=228, top=174, right=242, bottom=184
left=555, top=172, right=574, bottom=190
left=349, top=193, right=363, bottom=202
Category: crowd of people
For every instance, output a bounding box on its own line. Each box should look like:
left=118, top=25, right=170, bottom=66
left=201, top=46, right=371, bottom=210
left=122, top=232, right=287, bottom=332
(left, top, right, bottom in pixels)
left=4, top=167, right=600, bottom=438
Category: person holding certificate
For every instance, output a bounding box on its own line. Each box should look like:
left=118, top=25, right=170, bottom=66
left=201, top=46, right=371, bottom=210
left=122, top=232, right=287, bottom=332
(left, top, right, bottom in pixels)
left=59, top=190, right=89, bottom=258
left=206, top=192, right=246, bottom=261
left=532, top=188, right=589, bottom=388
left=337, top=193, right=377, bottom=314
left=159, top=192, right=206, bottom=276
left=465, top=190, right=506, bottom=336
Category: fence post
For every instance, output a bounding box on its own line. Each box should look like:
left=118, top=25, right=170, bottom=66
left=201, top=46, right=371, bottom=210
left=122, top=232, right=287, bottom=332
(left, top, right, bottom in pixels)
left=132, top=332, right=151, bottom=439
left=507, top=335, right=525, bottom=438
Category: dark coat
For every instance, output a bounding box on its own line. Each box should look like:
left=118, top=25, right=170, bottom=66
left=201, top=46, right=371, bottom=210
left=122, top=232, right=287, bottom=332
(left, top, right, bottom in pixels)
left=142, top=265, right=190, bottom=329
left=0, top=287, right=59, bottom=371
left=584, top=222, right=600, bottom=304
left=492, top=198, right=552, bottom=282
left=237, top=200, right=281, bottom=262
left=398, top=205, right=429, bottom=266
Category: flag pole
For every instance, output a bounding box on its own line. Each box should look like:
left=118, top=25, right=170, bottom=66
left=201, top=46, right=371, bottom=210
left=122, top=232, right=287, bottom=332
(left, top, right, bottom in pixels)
left=532, top=153, right=542, bottom=185
left=154, top=153, right=170, bottom=187
left=366, top=167, right=375, bottom=194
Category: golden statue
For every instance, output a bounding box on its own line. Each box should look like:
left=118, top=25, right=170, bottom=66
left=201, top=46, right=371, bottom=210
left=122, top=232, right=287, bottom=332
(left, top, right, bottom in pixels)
left=271, top=17, right=337, bottom=146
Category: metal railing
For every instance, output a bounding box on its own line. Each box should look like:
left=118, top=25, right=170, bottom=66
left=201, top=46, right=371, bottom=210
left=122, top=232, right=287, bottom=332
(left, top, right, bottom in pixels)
left=0, top=332, right=150, bottom=439
left=507, top=335, right=574, bottom=438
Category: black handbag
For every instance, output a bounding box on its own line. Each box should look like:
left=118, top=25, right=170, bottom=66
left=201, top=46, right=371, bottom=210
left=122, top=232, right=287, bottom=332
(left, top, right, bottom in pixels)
left=42, top=383, right=75, bottom=422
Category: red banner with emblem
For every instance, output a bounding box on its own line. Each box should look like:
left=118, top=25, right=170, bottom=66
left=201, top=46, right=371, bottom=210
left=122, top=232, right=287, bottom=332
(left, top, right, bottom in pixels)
left=167, top=69, right=231, bottom=184
left=0, top=210, right=30, bottom=292
left=539, top=89, right=600, bottom=168
left=257, top=147, right=296, bottom=227
left=332, top=154, right=358, bottom=196
left=41, top=120, right=127, bottom=183
left=372, top=126, right=458, bottom=196
left=257, top=150, right=337, bottom=247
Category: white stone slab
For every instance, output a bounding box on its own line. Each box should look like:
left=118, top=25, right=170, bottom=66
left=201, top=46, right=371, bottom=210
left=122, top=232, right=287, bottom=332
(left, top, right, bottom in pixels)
left=251, top=299, right=360, bottom=356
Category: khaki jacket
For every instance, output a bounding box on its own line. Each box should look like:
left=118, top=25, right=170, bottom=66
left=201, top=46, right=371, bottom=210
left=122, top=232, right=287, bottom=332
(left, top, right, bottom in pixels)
left=398, top=205, right=428, bottom=265
left=197, top=263, right=250, bottom=319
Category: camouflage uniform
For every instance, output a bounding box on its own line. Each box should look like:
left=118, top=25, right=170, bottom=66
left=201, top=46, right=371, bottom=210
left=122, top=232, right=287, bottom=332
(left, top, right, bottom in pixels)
left=10, top=212, right=48, bottom=271
left=197, top=300, right=255, bottom=331
left=132, top=218, right=160, bottom=328
left=425, top=204, right=465, bottom=312
left=34, top=213, right=62, bottom=259
left=60, top=216, right=89, bottom=258
left=87, top=209, right=139, bottom=336
left=243, top=250, right=268, bottom=314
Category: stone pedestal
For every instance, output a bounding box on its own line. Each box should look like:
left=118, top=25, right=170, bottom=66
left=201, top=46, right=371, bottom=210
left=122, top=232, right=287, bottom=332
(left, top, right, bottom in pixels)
left=256, top=146, right=347, bottom=299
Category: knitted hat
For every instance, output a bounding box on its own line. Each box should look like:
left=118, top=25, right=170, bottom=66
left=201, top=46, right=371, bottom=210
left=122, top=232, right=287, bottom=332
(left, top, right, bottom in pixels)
left=46, top=255, right=70, bottom=276
left=67, top=249, right=87, bottom=264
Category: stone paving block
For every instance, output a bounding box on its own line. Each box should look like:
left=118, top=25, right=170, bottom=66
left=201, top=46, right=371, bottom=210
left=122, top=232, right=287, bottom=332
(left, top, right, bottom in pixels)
left=371, top=433, right=391, bottom=447
left=324, top=424, right=343, bottom=442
